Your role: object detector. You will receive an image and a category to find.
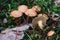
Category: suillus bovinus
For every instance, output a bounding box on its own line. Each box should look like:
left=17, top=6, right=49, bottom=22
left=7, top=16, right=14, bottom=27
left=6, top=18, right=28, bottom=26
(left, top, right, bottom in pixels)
left=25, top=9, right=37, bottom=17
left=47, top=30, right=55, bottom=37
left=32, top=14, right=48, bottom=30
left=10, top=10, right=23, bottom=18
left=18, top=5, right=28, bottom=13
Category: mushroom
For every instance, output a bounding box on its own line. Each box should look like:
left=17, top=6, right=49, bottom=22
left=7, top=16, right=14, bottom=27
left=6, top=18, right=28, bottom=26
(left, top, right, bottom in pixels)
left=25, top=9, right=37, bottom=17
left=3, top=18, right=7, bottom=24
left=47, top=30, right=55, bottom=37
left=10, top=10, right=23, bottom=25
left=32, top=14, right=48, bottom=30
left=38, top=14, right=42, bottom=17
left=25, top=9, right=37, bottom=23
left=32, top=6, right=41, bottom=12
left=18, top=5, right=28, bottom=13
left=10, top=10, right=23, bottom=18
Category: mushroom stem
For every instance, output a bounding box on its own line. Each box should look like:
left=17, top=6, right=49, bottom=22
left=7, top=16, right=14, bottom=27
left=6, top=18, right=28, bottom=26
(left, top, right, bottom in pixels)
left=26, top=16, right=30, bottom=24
left=22, top=16, right=27, bottom=24
left=13, top=18, right=21, bottom=26
left=15, top=18, right=19, bottom=26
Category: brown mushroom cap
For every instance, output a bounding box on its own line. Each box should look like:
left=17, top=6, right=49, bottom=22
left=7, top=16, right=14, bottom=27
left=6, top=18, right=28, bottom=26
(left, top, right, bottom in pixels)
left=10, top=10, right=22, bottom=18
left=32, top=6, right=41, bottom=11
left=25, top=9, right=37, bottom=17
left=38, top=14, right=42, bottom=17
left=47, top=30, right=55, bottom=37
left=18, top=5, right=28, bottom=13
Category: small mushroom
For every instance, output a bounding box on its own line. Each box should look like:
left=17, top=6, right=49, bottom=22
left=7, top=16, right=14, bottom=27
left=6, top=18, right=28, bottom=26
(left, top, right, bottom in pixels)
left=32, top=6, right=41, bottom=12
left=10, top=10, right=23, bottom=18
left=47, top=30, right=55, bottom=37
left=25, top=9, right=37, bottom=23
left=25, top=9, right=37, bottom=17
left=32, top=14, right=48, bottom=30
left=3, top=18, right=7, bottom=23
left=18, top=5, right=28, bottom=13
left=10, top=10, right=23, bottom=25
left=38, top=14, right=42, bottom=17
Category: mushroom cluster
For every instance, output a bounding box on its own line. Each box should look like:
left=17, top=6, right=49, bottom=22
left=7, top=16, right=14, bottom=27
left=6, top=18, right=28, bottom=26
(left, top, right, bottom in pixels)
left=0, top=0, right=60, bottom=39
left=10, top=5, right=41, bottom=18
left=9, top=5, right=42, bottom=25
left=8, top=5, right=60, bottom=39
